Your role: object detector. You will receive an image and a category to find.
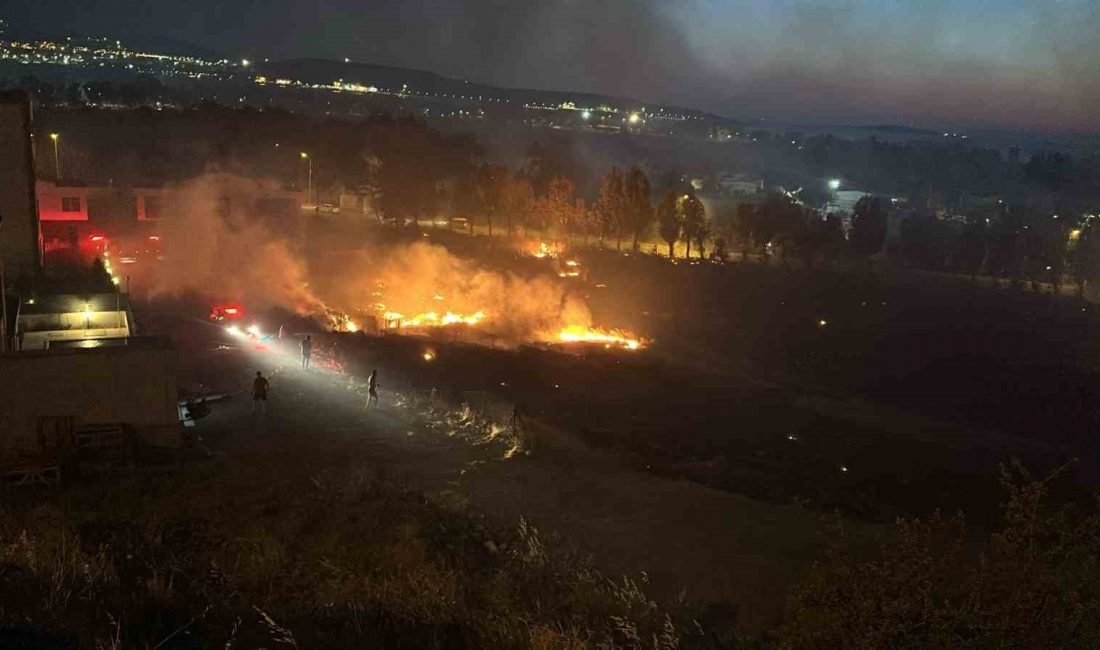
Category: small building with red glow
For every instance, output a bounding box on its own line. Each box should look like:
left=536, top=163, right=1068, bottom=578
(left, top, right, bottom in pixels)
left=36, top=180, right=90, bottom=222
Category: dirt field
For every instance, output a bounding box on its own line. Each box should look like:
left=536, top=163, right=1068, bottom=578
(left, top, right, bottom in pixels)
left=174, top=330, right=838, bottom=633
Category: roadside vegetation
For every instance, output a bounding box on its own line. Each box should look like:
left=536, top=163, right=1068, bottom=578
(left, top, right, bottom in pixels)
left=3, top=454, right=1098, bottom=648
left=0, top=454, right=691, bottom=649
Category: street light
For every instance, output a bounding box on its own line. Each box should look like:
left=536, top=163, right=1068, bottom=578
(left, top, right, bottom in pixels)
left=828, top=179, right=841, bottom=191
left=300, top=152, right=312, bottom=206
left=49, top=132, right=60, bottom=180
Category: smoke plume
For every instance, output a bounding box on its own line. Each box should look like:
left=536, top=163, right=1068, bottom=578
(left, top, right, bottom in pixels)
left=146, top=173, right=592, bottom=342
left=148, top=174, right=322, bottom=313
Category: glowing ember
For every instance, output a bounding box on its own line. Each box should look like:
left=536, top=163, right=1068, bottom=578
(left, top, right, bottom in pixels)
left=556, top=325, right=644, bottom=350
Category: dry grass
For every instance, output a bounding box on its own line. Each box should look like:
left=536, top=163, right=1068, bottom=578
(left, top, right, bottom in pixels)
left=782, top=461, right=1100, bottom=648
left=0, top=454, right=713, bottom=648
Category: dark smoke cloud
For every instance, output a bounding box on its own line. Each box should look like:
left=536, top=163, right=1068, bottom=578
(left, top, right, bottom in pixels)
left=9, top=0, right=1099, bottom=131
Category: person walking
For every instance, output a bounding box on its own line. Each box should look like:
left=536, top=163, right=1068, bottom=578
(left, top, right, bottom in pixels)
left=366, top=369, right=379, bottom=409
left=252, top=370, right=270, bottom=414
left=300, top=335, right=312, bottom=370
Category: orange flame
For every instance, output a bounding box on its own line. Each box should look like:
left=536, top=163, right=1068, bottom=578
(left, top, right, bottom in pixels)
left=555, top=325, right=644, bottom=350
left=382, top=309, right=486, bottom=329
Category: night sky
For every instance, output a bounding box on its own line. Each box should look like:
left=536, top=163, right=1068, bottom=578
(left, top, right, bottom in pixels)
left=7, top=0, right=1099, bottom=132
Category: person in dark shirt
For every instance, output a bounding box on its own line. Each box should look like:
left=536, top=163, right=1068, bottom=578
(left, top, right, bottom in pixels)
left=252, top=371, right=270, bottom=413
left=366, top=369, right=379, bottom=409
left=300, top=335, right=312, bottom=370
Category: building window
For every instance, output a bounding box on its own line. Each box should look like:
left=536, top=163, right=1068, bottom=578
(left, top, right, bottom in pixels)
left=144, top=196, right=162, bottom=220
left=61, top=197, right=82, bottom=212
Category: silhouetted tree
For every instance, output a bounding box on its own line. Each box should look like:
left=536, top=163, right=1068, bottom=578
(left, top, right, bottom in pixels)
left=757, top=193, right=806, bottom=264
left=475, top=163, right=505, bottom=237
left=849, top=196, right=888, bottom=266
left=499, top=174, right=535, bottom=238
left=624, top=166, right=654, bottom=251
left=595, top=167, right=626, bottom=248
left=681, top=193, right=707, bottom=259
left=1070, top=216, right=1100, bottom=297
left=897, top=212, right=951, bottom=271
left=957, top=215, right=989, bottom=280
left=546, top=176, right=576, bottom=243
left=819, top=213, right=847, bottom=265
left=734, top=203, right=760, bottom=257
left=987, top=206, right=1025, bottom=287
left=656, top=190, right=682, bottom=259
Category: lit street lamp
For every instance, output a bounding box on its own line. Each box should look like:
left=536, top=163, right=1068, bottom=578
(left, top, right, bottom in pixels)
left=828, top=178, right=841, bottom=191
left=49, top=132, right=60, bottom=180
left=300, top=152, right=312, bottom=206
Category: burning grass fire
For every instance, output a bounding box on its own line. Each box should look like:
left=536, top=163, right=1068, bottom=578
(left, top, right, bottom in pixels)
left=382, top=310, right=487, bottom=329
left=313, top=242, right=647, bottom=350
left=139, top=185, right=648, bottom=352
left=531, top=241, right=558, bottom=259
left=554, top=325, right=644, bottom=350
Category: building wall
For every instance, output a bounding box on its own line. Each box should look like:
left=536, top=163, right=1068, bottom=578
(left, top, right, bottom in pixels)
left=36, top=181, right=90, bottom=222
left=0, top=346, right=181, bottom=450
left=18, top=310, right=131, bottom=350
left=0, top=91, right=42, bottom=285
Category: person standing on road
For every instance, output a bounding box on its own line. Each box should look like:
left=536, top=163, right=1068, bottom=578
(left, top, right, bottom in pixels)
left=366, top=369, right=379, bottom=409
left=252, top=370, right=270, bottom=414
left=300, top=335, right=312, bottom=370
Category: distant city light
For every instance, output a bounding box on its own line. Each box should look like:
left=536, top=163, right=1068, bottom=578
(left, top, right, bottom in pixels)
left=241, top=59, right=250, bottom=67
left=581, top=110, right=591, bottom=120
left=628, top=112, right=641, bottom=124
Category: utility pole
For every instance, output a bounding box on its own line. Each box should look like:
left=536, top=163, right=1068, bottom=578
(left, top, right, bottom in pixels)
left=300, top=152, right=312, bottom=207
left=49, top=132, right=60, bottom=180
left=0, top=213, right=7, bottom=353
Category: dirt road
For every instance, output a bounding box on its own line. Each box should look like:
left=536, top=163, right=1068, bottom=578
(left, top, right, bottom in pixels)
left=183, top=337, right=833, bottom=632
